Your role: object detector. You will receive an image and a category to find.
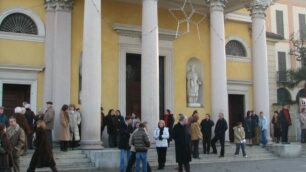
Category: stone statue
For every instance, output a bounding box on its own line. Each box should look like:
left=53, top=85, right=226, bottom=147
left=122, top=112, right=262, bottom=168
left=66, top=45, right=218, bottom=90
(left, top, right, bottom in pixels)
left=187, top=64, right=202, bottom=105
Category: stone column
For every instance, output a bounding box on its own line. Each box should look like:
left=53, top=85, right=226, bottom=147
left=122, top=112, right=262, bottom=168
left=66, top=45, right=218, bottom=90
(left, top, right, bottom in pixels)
left=248, top=0, right=271, bottom=128
left=52, top=0, right=73, bottom=140
left=141, top=0, right=159, bottom=138
left=81, top=0, right=102, bottom=148
left=43, top=1, right=56, bottom=108
left=207, top=0, right=229, bottom=139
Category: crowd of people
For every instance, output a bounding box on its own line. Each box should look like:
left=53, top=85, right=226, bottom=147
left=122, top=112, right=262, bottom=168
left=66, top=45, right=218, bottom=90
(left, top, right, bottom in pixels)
left=0, top=101, right=82, bottom=172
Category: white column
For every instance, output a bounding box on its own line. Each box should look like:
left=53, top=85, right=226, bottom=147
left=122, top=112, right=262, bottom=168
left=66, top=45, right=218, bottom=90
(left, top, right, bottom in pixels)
left=141, top=0, right=159, bottom=138
left=52, top=1, right=72, bottom=140
left=208, top=0, right=229, bottom=139
left=43, top=1, right=55, bottom=109
left=249, top=1, right=271, bottom=136
left=81, top=0, right=102, bottom=148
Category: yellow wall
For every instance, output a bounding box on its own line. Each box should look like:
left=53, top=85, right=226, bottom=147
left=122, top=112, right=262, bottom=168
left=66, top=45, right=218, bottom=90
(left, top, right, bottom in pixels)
left=0, top=0, right=254, bottom=118
left=0, top=0, right=45, bottom=110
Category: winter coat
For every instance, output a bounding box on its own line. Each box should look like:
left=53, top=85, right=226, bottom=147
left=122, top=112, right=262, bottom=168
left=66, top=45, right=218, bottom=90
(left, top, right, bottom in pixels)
left=279, top=109, right=292, bottom=127
left=214, top=118, right=228, bottom=137
left=244, top=116, right=252, bottom=139
left=44, top=107, right=55, bottom=130
left=161, top=114, right=175, bottom=141
left=131, top=128, right=150, bottom=152
left=251, top=115, right=259, bottom=137
left=300, top=112, right=306, bottom=130
left=59, top=111, right=70, bottom=141
left=0, top=132, right=11, bottom=170
left=173, top=122, right=191, bottom=164
left=271, top=115, right=281, bottom=138
left=153, top=127, right=169, bottom=147
left=0, top=114, right=8, bottom=127
left=190, top=122, right=202, bottom=141
left=105, top=115, right=119, bottom=135
left=7, top=125, right=25, bottom=157
left=14, top=113, right=31, bottom=135
left=118, top=122, right=133, bottom=150
left=25, top=109, right=35, bottom=131
left=233, top=126, right=245, bottom=144
left=29, top=128, right=56, bottom=168
left=68, top=111, right=81, bottom=141
left=200, top=119, right=214, bottom=137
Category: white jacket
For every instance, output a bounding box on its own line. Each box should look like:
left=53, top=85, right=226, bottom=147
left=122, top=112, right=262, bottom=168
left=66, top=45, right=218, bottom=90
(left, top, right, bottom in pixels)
left=153, top=127, right=169, bottom=147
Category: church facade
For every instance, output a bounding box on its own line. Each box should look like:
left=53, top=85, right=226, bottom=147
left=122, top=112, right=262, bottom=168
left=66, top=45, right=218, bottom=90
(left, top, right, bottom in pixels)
left=0, top=0, right=275, bottom=144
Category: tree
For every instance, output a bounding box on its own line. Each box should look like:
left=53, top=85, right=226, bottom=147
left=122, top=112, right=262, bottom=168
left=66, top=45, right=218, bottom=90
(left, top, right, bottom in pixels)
left=283, top=33, right=306, bottom=102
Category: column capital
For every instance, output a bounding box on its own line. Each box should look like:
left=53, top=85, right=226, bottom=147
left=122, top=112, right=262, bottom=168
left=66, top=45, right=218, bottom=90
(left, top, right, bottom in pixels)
left=206, top=0, right=228, bottom=12
left=44, top=0, right=73, bottom=12
left=247, top=0, right=273, bottom=19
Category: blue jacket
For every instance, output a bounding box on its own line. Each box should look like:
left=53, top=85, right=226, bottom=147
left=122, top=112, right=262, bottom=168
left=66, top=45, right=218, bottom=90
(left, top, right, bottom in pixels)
left=0, top=114, right=8, bottom=126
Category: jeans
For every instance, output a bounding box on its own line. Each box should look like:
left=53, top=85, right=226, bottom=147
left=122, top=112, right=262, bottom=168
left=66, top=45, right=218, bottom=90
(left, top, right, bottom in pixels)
left=261, top=129, right=268, bottom=146
left=235, top=143, right=246, bottom=156
left=120, top=149, right=131, bottom=172
left=192, top=140, right=199, bottom=158
left=211, top=134, right=225, bottom=156
left=126, top=152, right=151, bottom=172
left=136, top=152, right=147, bottom=172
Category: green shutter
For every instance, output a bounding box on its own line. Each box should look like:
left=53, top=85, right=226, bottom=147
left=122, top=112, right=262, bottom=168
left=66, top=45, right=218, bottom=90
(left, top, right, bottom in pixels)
left=276, top=10, right=284, bottom=37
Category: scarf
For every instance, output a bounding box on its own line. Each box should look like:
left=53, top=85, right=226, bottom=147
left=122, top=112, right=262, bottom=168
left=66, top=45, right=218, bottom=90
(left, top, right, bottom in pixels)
left=159, top=127, right=164, bottom=140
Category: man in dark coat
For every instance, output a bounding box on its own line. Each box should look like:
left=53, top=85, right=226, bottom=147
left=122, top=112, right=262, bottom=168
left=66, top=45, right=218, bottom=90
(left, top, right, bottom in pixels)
left=173, top=114, right=191, bottom=172
left=200, top=113, right=214, bottom=154
left=279, top=104, right=292, bottom=144
left=118, top=116, right=133, bottom=172
left=211, top=113, right=228, bottom=157
left=24, top=104, right=35, bottom=149
left=251, top=111, right=259, bottom=145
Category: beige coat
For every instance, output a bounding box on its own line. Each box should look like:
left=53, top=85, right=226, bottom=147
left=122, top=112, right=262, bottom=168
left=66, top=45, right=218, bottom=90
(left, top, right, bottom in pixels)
left=44, top=107, right=55, bottom=130
left=59, top=111, right=70, bottom=141
left=190, top=122, right=202, bottom=141
left=233, top=126, right=245, bottom=144
left=69, top=111, right=81, bottom=141
left=7, top=124, right=25, bottom=157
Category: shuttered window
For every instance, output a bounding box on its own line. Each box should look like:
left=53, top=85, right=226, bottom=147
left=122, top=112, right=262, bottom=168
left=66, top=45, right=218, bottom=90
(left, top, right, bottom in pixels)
left=299, top=14, right=306, bottom=40
left=276, top=10, right=284, bottom=37
left=278, top=52, right=287, bottom=82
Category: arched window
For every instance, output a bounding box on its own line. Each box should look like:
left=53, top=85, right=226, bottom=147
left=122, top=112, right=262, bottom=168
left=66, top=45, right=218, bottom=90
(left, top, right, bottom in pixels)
left=226, top=40, right=247, bottom=57
left=0, top=13, right=38, bottom=35
left=296, top=89, right=306, bottom=102
left=277, top=88, right=292, bottom=104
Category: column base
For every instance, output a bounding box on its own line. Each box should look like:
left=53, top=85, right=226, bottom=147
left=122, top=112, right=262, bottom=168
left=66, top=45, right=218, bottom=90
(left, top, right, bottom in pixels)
left=80, top=140, right=104, bottom=150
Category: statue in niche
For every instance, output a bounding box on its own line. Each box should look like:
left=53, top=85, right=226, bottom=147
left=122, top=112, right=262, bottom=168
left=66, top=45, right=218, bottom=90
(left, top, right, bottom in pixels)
left=187, top=64, right=202, bottom=106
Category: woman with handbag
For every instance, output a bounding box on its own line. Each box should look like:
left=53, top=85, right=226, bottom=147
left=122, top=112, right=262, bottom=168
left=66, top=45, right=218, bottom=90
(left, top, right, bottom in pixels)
left=0, top=123, right=12, bottom=172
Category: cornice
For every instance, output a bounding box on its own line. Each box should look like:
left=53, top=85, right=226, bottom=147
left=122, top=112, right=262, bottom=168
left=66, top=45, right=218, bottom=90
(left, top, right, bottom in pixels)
left=44, top=0, right=73, bottom=12
left=112, top=23, right=177, bottom=41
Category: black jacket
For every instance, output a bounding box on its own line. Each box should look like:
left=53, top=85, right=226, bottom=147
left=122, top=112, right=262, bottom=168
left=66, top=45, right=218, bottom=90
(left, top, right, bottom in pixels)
left=214, top=118, right=228, bottom=137
left=200, top=119, right=214, bottom=136
left=25, top=109, right=35, bottom=130
left=118, top=122, right=133, bottom=150
left=173, top=123, right=191, bottom=163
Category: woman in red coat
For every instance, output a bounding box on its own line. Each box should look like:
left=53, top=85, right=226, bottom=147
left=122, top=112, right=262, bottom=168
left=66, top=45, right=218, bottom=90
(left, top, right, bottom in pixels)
left=27, top=120, right=57, bottom=172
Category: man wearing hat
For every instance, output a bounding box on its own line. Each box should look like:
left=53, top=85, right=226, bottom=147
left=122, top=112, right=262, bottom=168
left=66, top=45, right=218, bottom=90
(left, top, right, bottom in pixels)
left=44, top=101, right=55, bottom=148
left=0, top=106, right=8, bottom=126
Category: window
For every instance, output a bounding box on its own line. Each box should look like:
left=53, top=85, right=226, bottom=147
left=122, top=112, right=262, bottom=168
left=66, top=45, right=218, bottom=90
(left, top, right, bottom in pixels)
left=225, top=40, right=247, bottom=57
left=299, top=14, right=306, bottom=40
left=296, top=89, right=306, bottom=102
left=0, top=13, right=38, bottom=35
left=276, top=10, right=284, bottom=37
left=277, top=88, right=291, bottom=104
left=277, top=52, right=287, bottom=83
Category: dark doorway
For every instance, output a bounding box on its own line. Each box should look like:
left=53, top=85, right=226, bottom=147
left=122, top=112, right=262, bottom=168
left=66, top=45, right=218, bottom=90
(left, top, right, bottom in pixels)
left=228, top=94, right=245, bottom=142
left=2, top=84, right=31, bottom=116
left=126, top=53, right=165, bottom=120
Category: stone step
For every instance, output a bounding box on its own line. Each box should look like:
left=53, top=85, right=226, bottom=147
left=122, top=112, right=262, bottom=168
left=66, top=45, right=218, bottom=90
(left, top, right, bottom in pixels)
left=20, top=149, right=96, bottom=171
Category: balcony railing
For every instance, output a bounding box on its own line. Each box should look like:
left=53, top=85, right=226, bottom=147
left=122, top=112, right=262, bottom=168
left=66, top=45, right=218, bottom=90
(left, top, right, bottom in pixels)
left=276, top=71, right=290, bottom=83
